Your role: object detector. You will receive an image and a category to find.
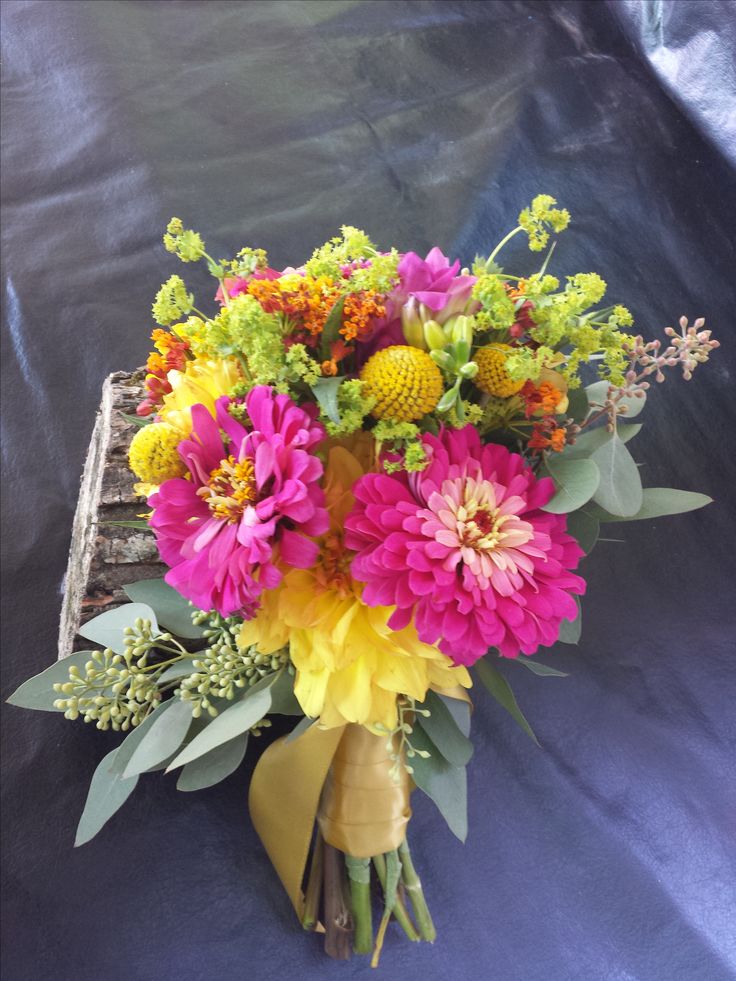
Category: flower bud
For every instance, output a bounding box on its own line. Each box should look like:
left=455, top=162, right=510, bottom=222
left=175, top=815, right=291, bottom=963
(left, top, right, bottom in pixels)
left=401, top=297, right=427, bottom=350
left=423, top=319, right=448, bottom=351
left=449, top=315, right=474, bottom=347
left=460, top=361, right=479, bottom=379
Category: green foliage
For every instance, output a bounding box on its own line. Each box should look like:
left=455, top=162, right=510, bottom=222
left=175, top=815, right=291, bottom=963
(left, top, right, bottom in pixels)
left=123, top=579, right=204, bottom=639
left=542, top=457, right=600, bottom=514
left=590, top=435, right=643, bottom=517
left=7, top=649, right=108, bottom=712
left=586, top=487, right=713, bottom=522
left=557, top=597, right=582, bottom=645
left=585, top=380, right=647, bottom=419
left=310, top=376, right=342, bottom=425
left=324, top=379, right=375, bottom=437
left=473, top=657, right=539, bottom=745
left=121, top=698, right=193, bottom=778
left=166, top=681, right=273, bottom=771
left=513, top=658, right=569, bottom=678
left=75, top=746, right=139, bottom=847
left=152, top=275, right=194, bottom=326
left=415, top=691, right=473, bottom=767
left=79, top=603, right=160, bottom=655
left=565, top=508, right=600, bottom=554
left=409, top=724, right=468, bottom=842
left=176, top=733, right=249, bottom=792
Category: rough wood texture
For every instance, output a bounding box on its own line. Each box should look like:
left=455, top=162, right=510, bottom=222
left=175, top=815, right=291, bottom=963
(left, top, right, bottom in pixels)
left=58, top=370, right=165, bottom=660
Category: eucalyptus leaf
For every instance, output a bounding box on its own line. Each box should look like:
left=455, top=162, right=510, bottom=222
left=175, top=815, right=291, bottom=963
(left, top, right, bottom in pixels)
left=176, top=732, right=249, bottom=792
left=563, top=423, right=642, bottom=462
left=590, top=436, right=643, bottom=517
left=565, top=386, right=589, bottom=422
left=78, top=603, right=159, bottom=655
left=474, top=658, right=540, bottom=746
left=565, top=508, right=599, bottom=554
left=557, top=596, right=582, bottom=645
left=542, top=457, right=600, bottom=514
left=416, top=690, right=473, bottom=767
left=514, top=658, right=569, bottom=677
left=7, top=649, right=101, bottom=712
left=310, top=376, right=342, bottom=425
left=123, top=579, right=204, bottom=639
left=166, top=686, right=272, bottom=770
left=585, top=487, right=713, bottom=522
left=409, top=725, right=467, bottom=843
left=267, top=669, right=302, bottom=715
left=158, top=660, right=198, bottom=683
left=585, top=380, right=646, bottom=419
left=114, top=699, right=177, bottom=770
left=286, top=715, right=314, bottom=743
left=75, top=747, right=138, bottom=847
left=436, top=692, right=471, bottom=737
left=122, top=698, right=193, bottom=778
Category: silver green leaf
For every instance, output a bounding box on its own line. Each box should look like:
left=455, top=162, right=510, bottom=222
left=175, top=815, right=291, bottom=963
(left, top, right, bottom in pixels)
left=122, top=698, right=193, bottom=778
left=123, top=579, right=204, bottom=639
left=513, top=658, right=569, bottom=677
left=542, top=457, right=600, bottom=514
left=75, top=747, right=139, bottom=847
left=7, top=649, right=101, bottom=712
left=176, top=732, right=249, bottom=792
left=557, top=596, right=582, bottom=645
left=474, top=658, right=539, bottom=746
left=78, top=603, right=159, bottom=655
left=416, top=690, right=473, bottom=767
left=590, top=436, right=643, bottom=517
left=166, top=685, right=272, bottom=771
left=586, top=487, right=713, bottom=522
left=565, top=508, right=599, bottom=554
left=310, top=376, right=342, bottom=424
left=409, top=725, right=468, bottom=843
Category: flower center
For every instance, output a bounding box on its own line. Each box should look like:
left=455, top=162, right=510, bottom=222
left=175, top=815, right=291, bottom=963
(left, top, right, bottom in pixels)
left=198, top=454, right=257, bottom=522
left=315, top=532, right=354, bottom=598
left=423, top=475, right=535, bottom=579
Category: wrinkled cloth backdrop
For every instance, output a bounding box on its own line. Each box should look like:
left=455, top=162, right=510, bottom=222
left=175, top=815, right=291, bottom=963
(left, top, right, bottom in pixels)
left=2, top=2, right=735, bottom=979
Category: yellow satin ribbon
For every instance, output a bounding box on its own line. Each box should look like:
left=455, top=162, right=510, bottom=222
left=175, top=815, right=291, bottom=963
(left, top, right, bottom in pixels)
left=248, top=686, right=472, bottom=921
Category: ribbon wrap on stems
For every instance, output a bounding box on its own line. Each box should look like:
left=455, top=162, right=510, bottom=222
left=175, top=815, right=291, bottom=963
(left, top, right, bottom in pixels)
left=248, top=687, right=470, bottom=921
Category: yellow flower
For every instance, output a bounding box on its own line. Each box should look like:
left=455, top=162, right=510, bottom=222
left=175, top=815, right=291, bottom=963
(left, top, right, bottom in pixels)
left=128, top=422, right=186, bottom=495
left=158, top=357, right=242, bottom=437
left=239, top=439, right=470, bottom=729
left=474, top=343, right=526, bottom=398
left=360, top=345, right=443, bottom=422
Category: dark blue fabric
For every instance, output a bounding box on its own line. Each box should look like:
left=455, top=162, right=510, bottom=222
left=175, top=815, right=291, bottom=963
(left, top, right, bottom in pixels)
left=2, top=2, right=735, bottom=979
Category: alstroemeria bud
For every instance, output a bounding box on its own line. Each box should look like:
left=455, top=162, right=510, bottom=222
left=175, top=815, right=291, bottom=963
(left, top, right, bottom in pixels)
left=401, top=297, right=427, bottom=350
left=423, top=320, right=448, bottom=351
left=460, top=361, right=479, bottom=379
left=448, top=315, right=474, bottom=347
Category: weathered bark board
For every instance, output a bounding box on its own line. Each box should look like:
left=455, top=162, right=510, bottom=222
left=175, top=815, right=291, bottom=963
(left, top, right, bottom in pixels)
left=58, top=370, right=165, bottom=659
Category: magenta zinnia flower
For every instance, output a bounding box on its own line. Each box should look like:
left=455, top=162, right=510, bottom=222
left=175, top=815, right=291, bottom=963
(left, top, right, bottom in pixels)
left=149, top=387, right=328, bottom=618
left=344, top=426, right=585, bottom=665
left=397, top=247, right=477, bottom=317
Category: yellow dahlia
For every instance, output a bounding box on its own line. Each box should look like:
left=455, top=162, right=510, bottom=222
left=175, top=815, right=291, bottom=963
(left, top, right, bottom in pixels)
left=128, top=422, right=186, bottom=497
left=158, top=357, right=242, bottom=437
left=239, top=440, right=470, bottom=729
left=474, top=343, right=525, bottom=397
left=360, top=345, right=443, bottom=422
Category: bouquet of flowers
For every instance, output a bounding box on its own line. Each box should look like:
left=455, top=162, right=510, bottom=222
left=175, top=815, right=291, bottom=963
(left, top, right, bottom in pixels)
left=9, top=197, right=719, bottom=964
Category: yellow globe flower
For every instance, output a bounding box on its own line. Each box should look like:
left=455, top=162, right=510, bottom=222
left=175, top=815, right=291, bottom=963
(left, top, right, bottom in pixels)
left=474, top=343, right=525, bottom=397
left=239, top=440, right=470, bottom=730
left=158, top=357, right=242, bottom=437
left=128, top=422, right=186, bottom=496
left=360, top=345, right=443, bottom=422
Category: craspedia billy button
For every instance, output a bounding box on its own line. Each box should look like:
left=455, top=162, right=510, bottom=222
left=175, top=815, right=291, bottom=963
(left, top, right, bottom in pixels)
left=128, top=422, right=186, bottom=485
left=473, top=343, right=525, bottom=398
left=360, top=345, right=444, bottom=422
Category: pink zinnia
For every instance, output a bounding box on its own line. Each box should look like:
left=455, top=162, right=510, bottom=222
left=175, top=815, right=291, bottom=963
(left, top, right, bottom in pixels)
left=149, top=387, right=328, bottom=618
left=344, top=426, right=585, bottom=665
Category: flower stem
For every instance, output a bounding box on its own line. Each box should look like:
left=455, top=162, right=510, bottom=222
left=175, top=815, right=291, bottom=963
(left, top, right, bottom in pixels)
left=323, top=843, right=353, bottom=960
left=346, top=855, right=373, bottom=954
left=372, top=854, right=419, bottom=942
left=301, top=833, right=324, bottom=932
left=487, top=225, right=524, bottom=264
left=398, top=839, right=436, bottom=942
